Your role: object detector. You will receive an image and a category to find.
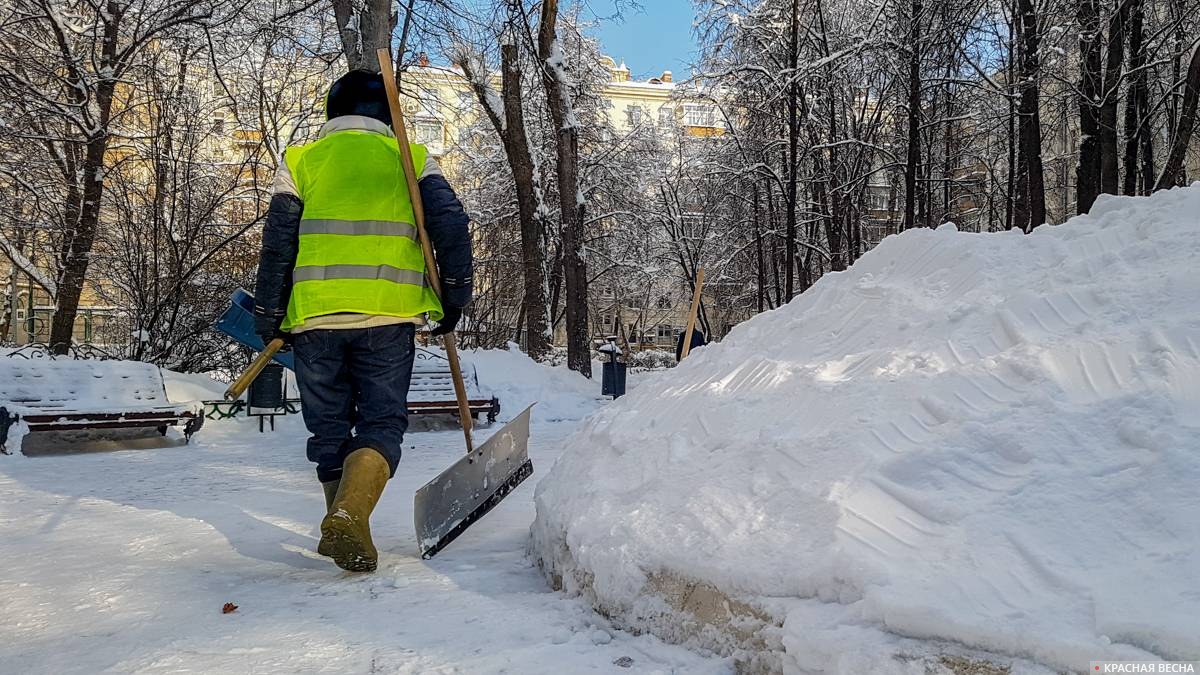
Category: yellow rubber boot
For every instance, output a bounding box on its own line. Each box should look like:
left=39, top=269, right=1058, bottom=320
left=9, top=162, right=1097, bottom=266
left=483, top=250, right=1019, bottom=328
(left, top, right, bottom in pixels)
left=319, top=449, right=390, bottom=572
left=316, top=480, right=341, bottom=558
left=321, top=480, right=340, bottom=512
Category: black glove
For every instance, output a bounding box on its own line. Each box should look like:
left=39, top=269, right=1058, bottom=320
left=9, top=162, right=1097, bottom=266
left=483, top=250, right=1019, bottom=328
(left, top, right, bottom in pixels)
left=430, top=305, right=462, bottom=337
left=253, top=305, right=292, bottom=351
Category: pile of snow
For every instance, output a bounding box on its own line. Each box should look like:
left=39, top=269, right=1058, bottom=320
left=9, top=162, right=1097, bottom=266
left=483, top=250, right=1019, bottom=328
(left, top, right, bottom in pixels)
left=468, top=343, right=602, bottom=422
left=0, top=357, right=199, bottom=411
left=0, top=359, right=207, bottom=454
left=532, top=186, right=1200, bottom=673
left=162, top=369, right=227, bottom=402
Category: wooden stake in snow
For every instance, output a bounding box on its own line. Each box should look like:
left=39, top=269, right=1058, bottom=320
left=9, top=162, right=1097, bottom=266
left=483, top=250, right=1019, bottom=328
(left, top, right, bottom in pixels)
left=680, top=269, right=706, bottom=361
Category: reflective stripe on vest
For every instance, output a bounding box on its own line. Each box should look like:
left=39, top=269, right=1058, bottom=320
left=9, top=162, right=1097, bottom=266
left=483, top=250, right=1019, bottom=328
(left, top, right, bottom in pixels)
left=299, top=218, right=417, bottom=239
left=292, top=264, right=428, bottom=287
left=280, top=130, right=443, bottom=330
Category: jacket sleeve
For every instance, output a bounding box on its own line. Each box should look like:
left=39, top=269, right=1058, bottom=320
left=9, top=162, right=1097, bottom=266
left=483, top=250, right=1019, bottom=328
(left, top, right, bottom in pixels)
left=253, top=171, right=303, bottom=323
left=418, top=170, right=474, bottom=309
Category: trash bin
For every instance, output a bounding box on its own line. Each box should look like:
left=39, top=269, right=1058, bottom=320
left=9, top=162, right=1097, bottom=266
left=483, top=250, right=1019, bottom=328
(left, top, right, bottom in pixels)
left=601, top=360, right=627, bottom=398
left=248, top=363, right=286, bottom=431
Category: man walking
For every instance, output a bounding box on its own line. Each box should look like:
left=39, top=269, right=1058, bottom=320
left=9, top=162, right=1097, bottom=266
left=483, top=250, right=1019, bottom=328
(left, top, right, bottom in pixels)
left=253, top=70, right=472, bottom=572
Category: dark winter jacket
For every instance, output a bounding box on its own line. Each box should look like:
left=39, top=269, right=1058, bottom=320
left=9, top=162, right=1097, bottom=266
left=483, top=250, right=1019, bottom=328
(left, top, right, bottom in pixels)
left=253, top=115, right=473, bottom=333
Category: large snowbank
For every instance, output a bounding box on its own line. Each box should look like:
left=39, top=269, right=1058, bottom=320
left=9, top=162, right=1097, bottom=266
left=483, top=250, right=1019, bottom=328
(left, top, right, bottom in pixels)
left=532, top=186, right=1200, bottom=673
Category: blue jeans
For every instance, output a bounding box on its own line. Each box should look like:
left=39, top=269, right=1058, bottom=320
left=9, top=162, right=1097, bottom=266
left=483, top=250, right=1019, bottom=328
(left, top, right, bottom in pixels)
left=292, top=323, right=415, bottom=483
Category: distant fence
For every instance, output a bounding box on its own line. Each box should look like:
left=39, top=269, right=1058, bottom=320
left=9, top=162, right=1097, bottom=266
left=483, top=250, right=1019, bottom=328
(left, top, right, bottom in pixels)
left=1, top=342, right=117, bottom=361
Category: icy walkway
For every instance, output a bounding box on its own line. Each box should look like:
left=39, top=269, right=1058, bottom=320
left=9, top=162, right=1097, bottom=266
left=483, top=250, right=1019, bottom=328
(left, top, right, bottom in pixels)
left=0, top=416, right=727, bottom=674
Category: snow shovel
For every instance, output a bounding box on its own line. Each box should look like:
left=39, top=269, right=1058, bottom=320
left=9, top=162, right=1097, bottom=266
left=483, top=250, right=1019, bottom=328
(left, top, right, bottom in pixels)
left=378, top=49, right=535, bottom=559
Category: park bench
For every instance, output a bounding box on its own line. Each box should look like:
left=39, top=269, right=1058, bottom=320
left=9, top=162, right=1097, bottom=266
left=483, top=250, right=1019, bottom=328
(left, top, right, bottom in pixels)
left=408, top=347, right=500, bottom=422
left=0, top=355, right=204, bottom=454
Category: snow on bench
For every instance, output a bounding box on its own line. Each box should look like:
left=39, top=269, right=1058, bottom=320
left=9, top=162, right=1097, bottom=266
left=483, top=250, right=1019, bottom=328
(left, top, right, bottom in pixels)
left=0, top=357, right=204, bottom=454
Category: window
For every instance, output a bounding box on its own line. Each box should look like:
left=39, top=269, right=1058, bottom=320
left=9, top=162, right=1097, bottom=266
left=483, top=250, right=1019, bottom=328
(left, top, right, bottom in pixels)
left=415, top=120, right=443, bottom=145
left=655, top=324, right=676, bottom=346
left=420, top=87, right=442, bottom=107
left=683, top=104, right=717, bottom=128
left=457, top=90, right=475, bottom=110
left=658, top=106, right=675, bottom=127
left=681, top=212, right=704, bottom=231
left=625, top=105, right=645, bottom=126
left=656, top=295, right=672, bottom=310
left=414, top=87, right=443, bottom=119
left=865, top=186, right=891, bottom=211
left=211, top=115, right=225, bottom=134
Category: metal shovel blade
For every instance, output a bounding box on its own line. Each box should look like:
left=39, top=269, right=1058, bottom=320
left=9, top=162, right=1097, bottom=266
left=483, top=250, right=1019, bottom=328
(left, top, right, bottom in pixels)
left=414, top=405, right=535, bottom=559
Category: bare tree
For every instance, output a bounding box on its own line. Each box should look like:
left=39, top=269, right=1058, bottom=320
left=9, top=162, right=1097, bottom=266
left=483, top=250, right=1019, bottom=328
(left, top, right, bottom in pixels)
left=1156, top=39, right=1200, bottom=190
left=0, top=0, right=223, bottom=353
left=455, top=38, right=555, bottom=360
left=330, top=0, right=392, bottom=71
left=536, top=0, right=590, bottom=376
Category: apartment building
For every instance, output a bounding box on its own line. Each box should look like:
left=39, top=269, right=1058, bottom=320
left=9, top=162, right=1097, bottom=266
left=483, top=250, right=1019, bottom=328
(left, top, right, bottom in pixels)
left=401, top=54, right=729, bottom=351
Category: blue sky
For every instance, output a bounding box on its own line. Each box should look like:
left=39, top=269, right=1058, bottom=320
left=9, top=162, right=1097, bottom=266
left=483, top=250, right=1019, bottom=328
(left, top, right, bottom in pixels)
left=583, top=0, right=698, bottom=79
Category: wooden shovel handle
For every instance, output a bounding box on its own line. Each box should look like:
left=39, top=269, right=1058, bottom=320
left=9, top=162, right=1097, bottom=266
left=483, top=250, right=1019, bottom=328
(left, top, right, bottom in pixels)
left=378, top=48, right=475, bottom=453
left=224, top=338, right=285, bottom=401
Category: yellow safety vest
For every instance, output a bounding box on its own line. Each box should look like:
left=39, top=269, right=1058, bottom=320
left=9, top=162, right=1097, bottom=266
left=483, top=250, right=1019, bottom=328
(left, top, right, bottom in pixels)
left=282, top=131, right=443, bottom=330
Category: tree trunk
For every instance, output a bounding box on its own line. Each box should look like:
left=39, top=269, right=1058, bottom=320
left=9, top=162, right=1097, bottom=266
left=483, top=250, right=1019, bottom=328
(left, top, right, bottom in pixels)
left=1122, top=0, right=1147, bottom=195
left=538, top=0, right=590, bottom=377
left=502, top=46, right=552, bottom=361
left=1156, top=41, right=1200, bottom=190
left=0, top=231, right=21, bottom=343
left=330, top=0, right=394, bottom=71
left=1013, top=123, right=1030, bottom=230
left=47, top=1, right=129, bottom=355
left=942, top=67, right=954, bottom=224
left=1099, top=0, right=1126, bottom=196
left=1006, top=12, right=1017, bottom=232
left=50, top=69, right=115, bottom=354
left=785, top=0, right=800, bottom=298
left=765, top=180, right=782, bottom=308
left=1017, top=0, right=1047, bottom=231
left=753, top=182, right=765, bottom=314
left=1139, top=97, right=1155, bottom=193
left=903, top=0, right=922, bottom=231
left=1077, top=0, right=1103, bottom=213
left=459, top=44, right=553, bottom=360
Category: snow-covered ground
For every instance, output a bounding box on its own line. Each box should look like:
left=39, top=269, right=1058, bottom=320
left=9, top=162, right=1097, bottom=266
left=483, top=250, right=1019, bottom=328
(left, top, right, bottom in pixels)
left=1, top=355, right=727, bottom=674
left=533, top=186, right=1200, bottom=673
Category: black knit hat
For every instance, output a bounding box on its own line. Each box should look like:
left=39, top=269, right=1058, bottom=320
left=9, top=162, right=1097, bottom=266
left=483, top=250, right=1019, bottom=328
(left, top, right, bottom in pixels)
left=325, top=69, right=391, bottom=126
